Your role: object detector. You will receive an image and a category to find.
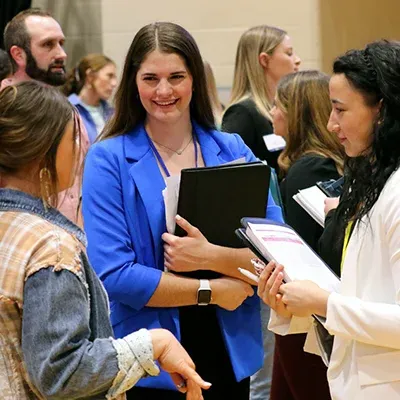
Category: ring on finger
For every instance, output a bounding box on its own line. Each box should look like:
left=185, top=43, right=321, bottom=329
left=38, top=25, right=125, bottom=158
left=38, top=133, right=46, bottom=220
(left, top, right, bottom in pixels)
left=176, top=381, right=186, bottom=389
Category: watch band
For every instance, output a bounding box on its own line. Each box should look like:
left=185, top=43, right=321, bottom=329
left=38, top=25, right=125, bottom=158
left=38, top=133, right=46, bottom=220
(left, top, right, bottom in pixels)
left=199, top=279, right=211, bottom=291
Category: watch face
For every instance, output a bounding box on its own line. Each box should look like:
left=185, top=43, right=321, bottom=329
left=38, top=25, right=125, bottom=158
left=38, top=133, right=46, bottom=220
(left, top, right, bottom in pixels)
left=198, top=289, right=212, bottom=305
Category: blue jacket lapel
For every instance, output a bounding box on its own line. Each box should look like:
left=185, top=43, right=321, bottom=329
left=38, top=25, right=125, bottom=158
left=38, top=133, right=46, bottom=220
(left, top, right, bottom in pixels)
left=125, top=125, right=166, bottom=264
left=123, top=123, right=228, bottom=264
left=194, top=123, right=222, bottom=167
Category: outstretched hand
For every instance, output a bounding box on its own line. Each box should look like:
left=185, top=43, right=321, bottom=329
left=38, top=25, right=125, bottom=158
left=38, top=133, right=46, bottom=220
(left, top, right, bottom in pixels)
left=150, top=329, right=211, bottom=399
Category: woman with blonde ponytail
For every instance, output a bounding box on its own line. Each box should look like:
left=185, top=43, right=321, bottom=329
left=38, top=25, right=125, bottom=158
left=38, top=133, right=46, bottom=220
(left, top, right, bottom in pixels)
left=222, top=25, right=300, bottom=172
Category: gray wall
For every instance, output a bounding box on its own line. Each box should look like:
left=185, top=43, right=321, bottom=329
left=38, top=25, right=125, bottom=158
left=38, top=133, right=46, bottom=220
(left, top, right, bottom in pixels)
left=32, top=0, right=102, bottom=69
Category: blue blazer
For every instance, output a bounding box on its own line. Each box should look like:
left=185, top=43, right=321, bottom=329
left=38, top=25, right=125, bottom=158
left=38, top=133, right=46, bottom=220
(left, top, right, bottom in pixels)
left=82, top=122, right=283, bottom=390
left=68, top=94, right=113, bottom=144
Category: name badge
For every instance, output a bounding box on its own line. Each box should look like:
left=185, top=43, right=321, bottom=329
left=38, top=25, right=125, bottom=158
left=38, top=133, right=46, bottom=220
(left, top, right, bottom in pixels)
left=263, top=133, right=286, bottom=152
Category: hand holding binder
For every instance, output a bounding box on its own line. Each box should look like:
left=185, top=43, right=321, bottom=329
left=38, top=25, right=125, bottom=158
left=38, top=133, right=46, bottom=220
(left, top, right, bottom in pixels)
left=175, top=161, right=271, bottom=248
left=168, top=161, right=271, bottom=279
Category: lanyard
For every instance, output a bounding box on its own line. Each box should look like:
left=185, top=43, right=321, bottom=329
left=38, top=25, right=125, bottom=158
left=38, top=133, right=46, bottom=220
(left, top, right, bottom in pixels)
left=147, top=133, right=198, bottom=177
left=340, top=220, right=354, bottom=272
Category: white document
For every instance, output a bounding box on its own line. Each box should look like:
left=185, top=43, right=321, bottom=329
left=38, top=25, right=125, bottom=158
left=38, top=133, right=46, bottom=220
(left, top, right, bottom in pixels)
left=263, top=133, right=286, bottom=152
left=293, top=186, right=327, bottom=227
left=163, top=175, right=181, bottom=233
left=246, top=222, right=340, bottom=292
left=163, top=157, right=247, bottom=233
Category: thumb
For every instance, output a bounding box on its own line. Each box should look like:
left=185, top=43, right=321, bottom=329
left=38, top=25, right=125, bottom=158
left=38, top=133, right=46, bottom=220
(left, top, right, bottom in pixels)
left=175, top=215, right=201, bottom=237
left=245, top=283, right=254, bottom=296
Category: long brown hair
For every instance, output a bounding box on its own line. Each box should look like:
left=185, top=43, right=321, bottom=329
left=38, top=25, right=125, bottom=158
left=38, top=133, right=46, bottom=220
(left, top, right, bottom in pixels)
left=203, top=60, right=224, bottom=126
left=100, top=22, right=215, bottom=141
left=0, top=81, right=81, bottom=207
left=276, top=70, right=345, bottom=175
left=227, top=25, right=287, bottom=121
left=62, top=53, right=115, bottom=96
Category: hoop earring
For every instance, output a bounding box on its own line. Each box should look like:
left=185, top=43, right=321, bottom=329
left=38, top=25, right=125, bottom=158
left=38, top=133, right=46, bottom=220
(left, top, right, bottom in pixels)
left=39, top=167, right=52, bottom=211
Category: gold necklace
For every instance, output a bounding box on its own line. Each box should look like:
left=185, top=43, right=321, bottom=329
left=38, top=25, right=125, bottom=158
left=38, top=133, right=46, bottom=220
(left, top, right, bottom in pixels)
left=152, top=136, right=193, bottom=155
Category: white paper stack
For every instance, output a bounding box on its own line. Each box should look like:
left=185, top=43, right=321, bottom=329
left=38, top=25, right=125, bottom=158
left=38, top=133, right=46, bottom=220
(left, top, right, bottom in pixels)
left=293, top=186, right=327, bottom=227
left=245, top=221, right=340, bottom=292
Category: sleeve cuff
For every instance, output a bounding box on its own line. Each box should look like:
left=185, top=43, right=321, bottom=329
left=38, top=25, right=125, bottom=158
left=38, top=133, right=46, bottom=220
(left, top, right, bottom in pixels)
left=324, top=291, right=341, bottom=334
left=124, top=329, right=160, bottom=377
left=268, top=309, right=313, bottom=335
left=107, top=329, right=160, bottom=399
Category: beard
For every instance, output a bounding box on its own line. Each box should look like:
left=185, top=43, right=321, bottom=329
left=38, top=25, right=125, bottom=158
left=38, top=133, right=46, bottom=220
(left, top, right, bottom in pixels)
left=25, top=48, right=66, bottom=86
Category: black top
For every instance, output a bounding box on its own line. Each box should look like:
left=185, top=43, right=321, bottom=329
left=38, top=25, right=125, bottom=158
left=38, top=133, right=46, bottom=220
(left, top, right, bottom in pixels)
left=280, top=155, right=340, bottom=252
left=318, top=207, right=344, bottom=278
left=221, top=98, right=280, bottom=171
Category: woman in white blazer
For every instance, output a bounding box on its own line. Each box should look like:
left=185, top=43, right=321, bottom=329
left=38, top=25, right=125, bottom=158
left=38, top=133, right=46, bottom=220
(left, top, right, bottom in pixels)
left=257, top=40, right=400, bottom=400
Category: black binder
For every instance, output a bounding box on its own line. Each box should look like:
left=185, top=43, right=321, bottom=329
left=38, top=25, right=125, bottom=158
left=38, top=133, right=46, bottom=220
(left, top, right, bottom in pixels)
left=174, top=161, right=271, bottom=278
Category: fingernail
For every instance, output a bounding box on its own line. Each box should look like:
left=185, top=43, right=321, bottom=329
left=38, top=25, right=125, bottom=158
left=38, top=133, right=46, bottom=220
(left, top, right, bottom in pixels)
left=204, top=381, right=212, bottom=387
left=176, top=215, right=181, bottom=220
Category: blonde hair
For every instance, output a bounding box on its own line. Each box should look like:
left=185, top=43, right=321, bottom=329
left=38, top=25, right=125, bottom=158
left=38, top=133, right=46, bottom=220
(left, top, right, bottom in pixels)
left=203, top=60, right=224, bottom=126
left=228, top=25, right=287, bottom=121
left=276, top=70, right=345, bottom=175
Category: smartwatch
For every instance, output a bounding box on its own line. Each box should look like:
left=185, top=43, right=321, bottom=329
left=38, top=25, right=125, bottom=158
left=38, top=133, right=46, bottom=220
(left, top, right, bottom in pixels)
left=197, top=279, right=212, bottom=306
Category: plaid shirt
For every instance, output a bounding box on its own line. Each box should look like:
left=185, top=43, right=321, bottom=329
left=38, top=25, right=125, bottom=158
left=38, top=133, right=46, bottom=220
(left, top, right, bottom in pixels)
left=0, top=191, right=158, bottom=399
left=0, top=210, right=83, bottom=399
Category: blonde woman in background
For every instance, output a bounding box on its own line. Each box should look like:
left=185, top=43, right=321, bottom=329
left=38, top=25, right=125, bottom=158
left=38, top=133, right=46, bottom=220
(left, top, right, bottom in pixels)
left=203, top=60, right=224, bottom=128
left=63, top=53, right=117, bottom=144
left=222, top=25, right=300, bottom=172
left=222, top=25, right=300, bottom=400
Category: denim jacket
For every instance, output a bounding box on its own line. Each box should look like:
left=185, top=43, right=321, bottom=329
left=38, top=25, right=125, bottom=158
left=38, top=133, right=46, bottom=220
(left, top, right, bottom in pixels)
left=0, top=189, right=159, bottom=400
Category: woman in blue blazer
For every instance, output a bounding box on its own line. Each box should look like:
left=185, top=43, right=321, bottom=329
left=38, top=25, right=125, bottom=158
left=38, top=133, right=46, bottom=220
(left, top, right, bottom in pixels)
left=82, top=22, right=283, bottom=400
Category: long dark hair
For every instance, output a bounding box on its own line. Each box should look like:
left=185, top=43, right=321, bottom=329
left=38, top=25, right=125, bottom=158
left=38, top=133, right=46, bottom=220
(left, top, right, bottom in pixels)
left=100, top=22, right=215, bottom=140
left=334, top=40, right=400, bottom=233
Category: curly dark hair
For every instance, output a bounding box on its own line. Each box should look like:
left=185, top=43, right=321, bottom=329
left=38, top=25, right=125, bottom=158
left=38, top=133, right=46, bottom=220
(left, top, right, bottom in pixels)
left=333, top=40, right=400, bottom=235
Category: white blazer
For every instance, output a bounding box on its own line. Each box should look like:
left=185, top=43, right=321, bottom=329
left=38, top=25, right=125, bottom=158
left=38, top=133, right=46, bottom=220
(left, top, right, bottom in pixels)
left=269, top=168, right=400, bottom=400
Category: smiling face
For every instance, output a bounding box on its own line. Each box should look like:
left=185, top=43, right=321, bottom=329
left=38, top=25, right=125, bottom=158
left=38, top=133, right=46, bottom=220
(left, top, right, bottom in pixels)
left=327, top=73, right=380, bottom=157
left=265, top=35, right=301, bottom=84
left=24, top=15, right=67, bottom=86
left=136, top=50, right=193, bottom=125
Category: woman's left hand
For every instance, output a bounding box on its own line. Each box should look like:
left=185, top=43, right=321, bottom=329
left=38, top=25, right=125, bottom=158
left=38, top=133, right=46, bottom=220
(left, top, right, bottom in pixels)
left=162, top=215, right=213, bottom=272
left=280, top=281, right=330, bottom=318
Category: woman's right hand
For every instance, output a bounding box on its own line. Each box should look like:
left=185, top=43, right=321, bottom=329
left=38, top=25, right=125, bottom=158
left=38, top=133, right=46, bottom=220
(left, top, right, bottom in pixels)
left=150, top=329, right=211, bottom=399
left=257, top=261, right=292, bottom=318
left=210, top=277, right=254, bottom=311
